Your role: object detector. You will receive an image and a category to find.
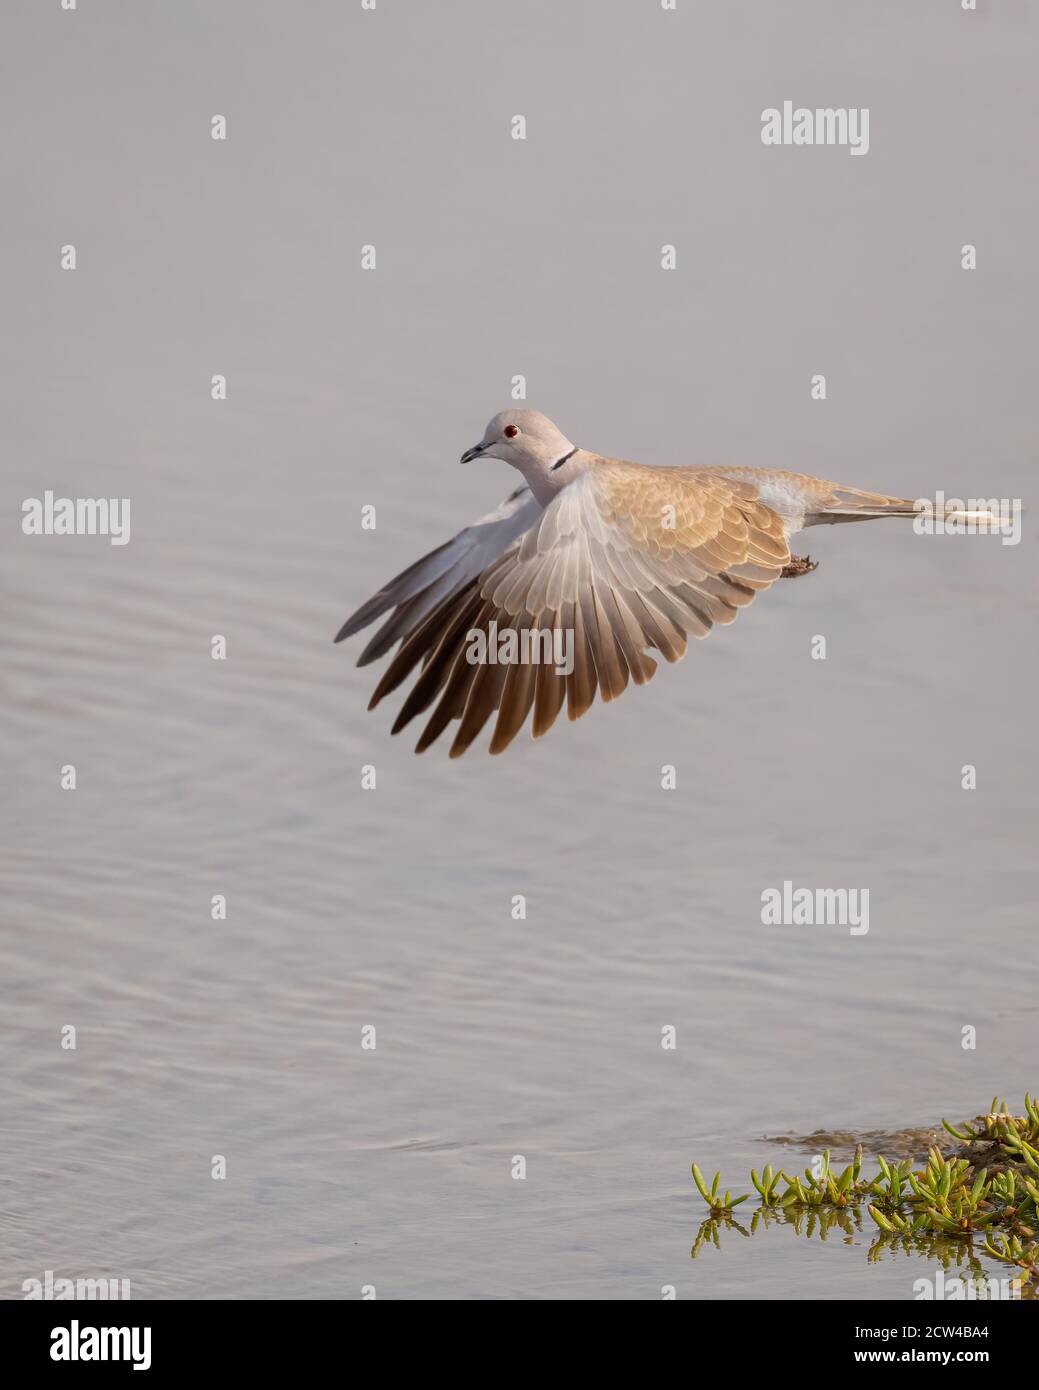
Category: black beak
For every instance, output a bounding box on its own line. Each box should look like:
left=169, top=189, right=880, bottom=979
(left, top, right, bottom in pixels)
left=460, top=442, right=487, bottom=464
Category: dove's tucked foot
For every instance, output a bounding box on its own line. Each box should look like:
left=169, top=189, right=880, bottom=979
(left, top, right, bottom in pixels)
left=780, top=555, right=818, bottom=579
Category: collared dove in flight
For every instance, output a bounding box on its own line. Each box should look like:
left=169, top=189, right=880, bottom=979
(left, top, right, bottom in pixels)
left=336, top=409, right=992, bottom=757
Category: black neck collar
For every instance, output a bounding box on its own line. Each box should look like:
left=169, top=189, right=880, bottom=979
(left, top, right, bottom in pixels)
left=551, top=447, right=578, bottom=471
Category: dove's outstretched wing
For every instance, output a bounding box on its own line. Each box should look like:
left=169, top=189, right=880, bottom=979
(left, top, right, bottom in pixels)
left=358, top=461, right=790, bottom=757
left=334, top=484, right=542, bottom=664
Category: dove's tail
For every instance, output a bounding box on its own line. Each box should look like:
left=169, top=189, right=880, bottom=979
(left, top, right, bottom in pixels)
left=808, top=486, right=998, bottom=527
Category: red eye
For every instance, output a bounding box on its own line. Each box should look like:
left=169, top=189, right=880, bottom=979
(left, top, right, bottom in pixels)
left=503, top=424, right=519, bottom=438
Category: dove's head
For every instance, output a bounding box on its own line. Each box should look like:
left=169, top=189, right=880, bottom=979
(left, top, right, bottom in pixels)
left=460, top=410, right=578, bottom=498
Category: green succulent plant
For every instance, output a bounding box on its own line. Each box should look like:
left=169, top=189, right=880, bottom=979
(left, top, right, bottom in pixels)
left=691, top=1091, right=1039, bottom=1289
